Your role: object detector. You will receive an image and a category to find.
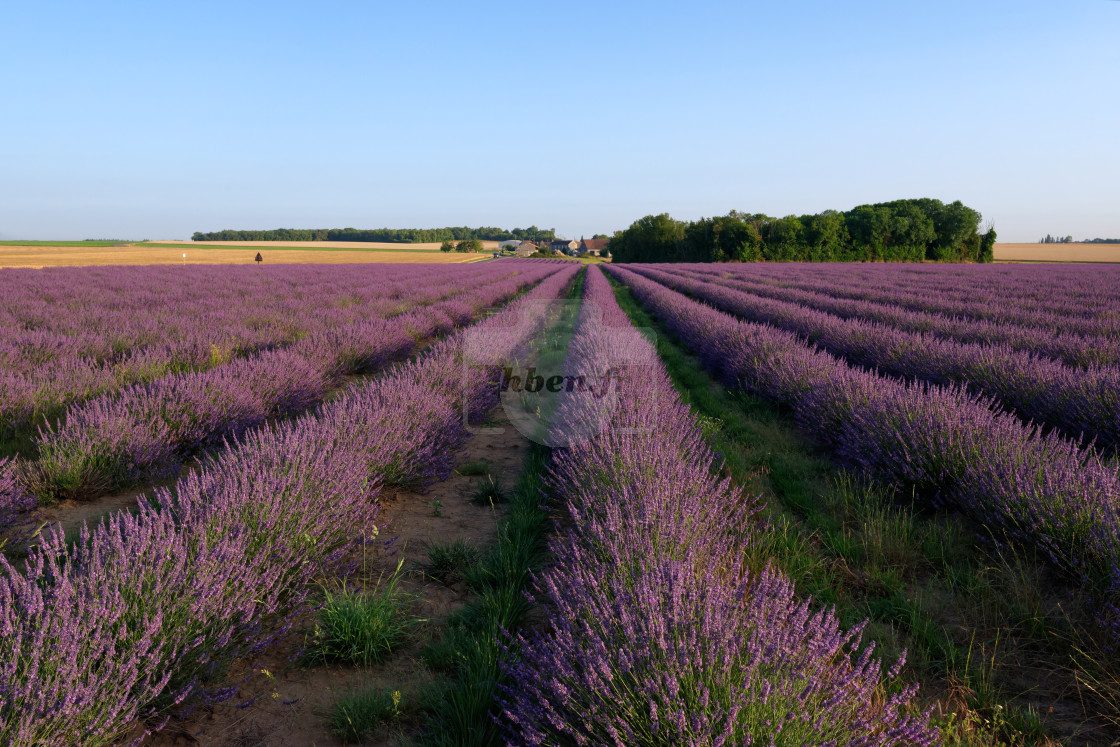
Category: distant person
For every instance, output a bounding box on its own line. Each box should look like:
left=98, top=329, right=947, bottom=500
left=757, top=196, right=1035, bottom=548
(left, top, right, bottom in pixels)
left=255, top=252, right=263, bottom=264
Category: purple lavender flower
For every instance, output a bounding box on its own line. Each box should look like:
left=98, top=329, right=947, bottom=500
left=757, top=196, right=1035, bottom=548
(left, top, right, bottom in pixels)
left=501, top=266, right=936, bottom=745
left=0, top=262, right=580, bottom=745
left=606, top=263, right=1120, bottom=646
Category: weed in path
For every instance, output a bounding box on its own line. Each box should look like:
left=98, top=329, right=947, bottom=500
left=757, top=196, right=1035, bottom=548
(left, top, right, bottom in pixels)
left=306, top=561, right=421, bottom=667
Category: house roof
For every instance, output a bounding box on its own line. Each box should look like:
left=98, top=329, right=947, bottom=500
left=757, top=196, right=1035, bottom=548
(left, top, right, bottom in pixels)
left=580, top=238, right=610, bottom=252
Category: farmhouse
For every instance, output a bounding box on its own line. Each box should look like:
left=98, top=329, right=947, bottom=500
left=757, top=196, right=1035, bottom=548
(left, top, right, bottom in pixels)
left=549, top=239, right=579, bottom=255
left=578, top=238, right=609, bottom=257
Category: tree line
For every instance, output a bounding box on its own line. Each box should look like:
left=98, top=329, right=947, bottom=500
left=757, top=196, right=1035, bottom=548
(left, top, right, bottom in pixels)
left=608, top=199, right=996, bottom=264
left=190, top=226, right=557, bottom=243
left=439, top=239, right=485, bottom=252
left=1041, top=235, right=1120, bottom=244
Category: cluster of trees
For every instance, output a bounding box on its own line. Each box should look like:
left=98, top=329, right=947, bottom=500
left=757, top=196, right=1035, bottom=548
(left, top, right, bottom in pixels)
left=608, top=199, right=996, bottom=264
left=439, top=238, right=485, bottom=252
left=1041, top=235, right=1120, bottom=244
left=191, top=226, right=556, bottom=243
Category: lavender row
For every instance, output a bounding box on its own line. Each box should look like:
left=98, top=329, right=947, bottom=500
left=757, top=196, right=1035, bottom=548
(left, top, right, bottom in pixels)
left=675, top=265, right=1120, bottom=369
left=627, top=265, right=1120, bottom=453
left=608, top=264, right=1120, bottom=643
left=738, top=261, right=1120, bottom=315
left=696, top=263, right=1120, bottom=333
left=501, top=266, right=937, bottom=745
left=0, top=458, right=33, bottom=528
left=0, top=263, right=521, bottom=436
left=698, top=263, right=1120, bottom=345
left=23, top=264, right=562, bottom=507
left=0, top=263, right=579, bottom=746
left=0, top=263, right=509, bottom=360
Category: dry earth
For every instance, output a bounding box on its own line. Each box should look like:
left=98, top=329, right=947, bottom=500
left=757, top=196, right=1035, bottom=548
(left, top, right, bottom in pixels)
left=994, top=243, right=1120, bottom=263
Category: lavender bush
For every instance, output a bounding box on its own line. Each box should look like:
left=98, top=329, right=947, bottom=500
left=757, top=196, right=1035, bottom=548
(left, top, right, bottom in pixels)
left=21, top=264, right=560, bottom=506
left=0, top=262, right=580, bottom=745
left=0, top=262, right=543, bottom=438
left=701, top=262, right=1120, bottom=323
left=0, top=458, right=34, bottom=528
left=501, top=266, right=937, bottom=745
left=684, top=262, right=1120, bottom=339
left=627, top=265, right=1120, bottom=452
left=608, top=264, right=1120, bottom=644
left=674, top=264, right=1120, bottom=368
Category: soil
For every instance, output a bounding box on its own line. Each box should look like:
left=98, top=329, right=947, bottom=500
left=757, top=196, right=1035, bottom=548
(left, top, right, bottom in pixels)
left=138, top=410, right=531, bottom=746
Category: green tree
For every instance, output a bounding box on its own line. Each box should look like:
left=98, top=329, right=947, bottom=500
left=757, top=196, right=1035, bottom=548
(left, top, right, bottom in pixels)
left=978, top=225, right=997, bottom=263
left=610, top=214, right=687, bottom=263
left=804, top=210, right=847, bottom=261
left=440, top=240, right=454, bottom=252
left=606, top=198, right=984, bottom=263
left=765, top=215, right=805, bottom=261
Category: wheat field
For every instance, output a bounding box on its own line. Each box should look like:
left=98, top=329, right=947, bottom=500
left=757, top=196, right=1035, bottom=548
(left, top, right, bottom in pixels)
left=994, top=242, right=1120, bottom=263
left=0, top=243, right=494, bottom=268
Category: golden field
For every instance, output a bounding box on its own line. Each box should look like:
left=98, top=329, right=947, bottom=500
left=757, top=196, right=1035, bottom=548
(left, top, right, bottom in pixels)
left=150, top=239, right=502, bottom=251
left=994, top=243, right=1120, bottom=263
left=0, top=243, right=493, bottom=268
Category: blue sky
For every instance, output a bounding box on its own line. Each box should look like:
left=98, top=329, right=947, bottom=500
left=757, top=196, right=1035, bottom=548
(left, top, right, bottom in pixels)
left=1, top=1, right=1116, bottom=242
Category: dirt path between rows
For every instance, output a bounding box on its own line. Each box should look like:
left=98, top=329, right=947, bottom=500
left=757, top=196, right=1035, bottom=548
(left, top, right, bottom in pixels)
left=142, top=410, right=532, bottom=747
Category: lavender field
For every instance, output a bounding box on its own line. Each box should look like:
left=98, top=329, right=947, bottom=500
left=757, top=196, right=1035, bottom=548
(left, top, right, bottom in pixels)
left=608, top=261, right=1120, bottom=608
left=2, top=260, right=1119, bottom=745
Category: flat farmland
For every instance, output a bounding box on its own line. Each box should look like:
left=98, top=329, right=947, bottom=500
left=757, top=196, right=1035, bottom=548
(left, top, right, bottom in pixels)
left=995, top=242, right=1120, bottom=263
left=4, top=260, right=1120, bottom=745
left=0, top=242, right=491, bottom=268
left=150, top=239, right=503, bottom=251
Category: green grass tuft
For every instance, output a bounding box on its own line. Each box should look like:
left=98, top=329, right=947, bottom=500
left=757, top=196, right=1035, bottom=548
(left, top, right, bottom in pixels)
left=329, top=686, right=407, bottom=743
left=468, top=475, right=508, bottom=506
left=457, top=460, right=492, bottom=477
left=422, top=539, right=483, bottom=585
left=307, top=561, right=419, bottom=667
